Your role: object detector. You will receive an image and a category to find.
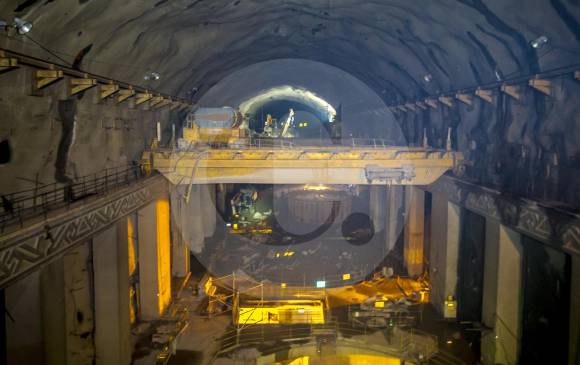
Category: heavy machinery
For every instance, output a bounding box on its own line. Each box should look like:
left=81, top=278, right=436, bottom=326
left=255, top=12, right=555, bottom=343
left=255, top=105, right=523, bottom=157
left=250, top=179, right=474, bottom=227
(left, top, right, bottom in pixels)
left=179, top=107, right=249, bottom=147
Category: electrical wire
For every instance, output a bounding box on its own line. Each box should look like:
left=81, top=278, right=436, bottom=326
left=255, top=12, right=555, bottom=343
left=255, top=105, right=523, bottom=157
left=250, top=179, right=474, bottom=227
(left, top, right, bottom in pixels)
left=23, top=33, right=72, bottom=66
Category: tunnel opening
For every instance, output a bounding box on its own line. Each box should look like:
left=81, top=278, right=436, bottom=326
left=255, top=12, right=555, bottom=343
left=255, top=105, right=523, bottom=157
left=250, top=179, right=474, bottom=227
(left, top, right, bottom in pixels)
left=238, top=85, right=339, bottom=141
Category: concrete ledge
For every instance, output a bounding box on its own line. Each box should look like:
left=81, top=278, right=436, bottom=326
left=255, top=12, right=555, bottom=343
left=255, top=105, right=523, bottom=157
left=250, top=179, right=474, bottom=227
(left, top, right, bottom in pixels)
left=0, top=175, right=167, bottom=288
left=423, top=175, right=580, bottom=256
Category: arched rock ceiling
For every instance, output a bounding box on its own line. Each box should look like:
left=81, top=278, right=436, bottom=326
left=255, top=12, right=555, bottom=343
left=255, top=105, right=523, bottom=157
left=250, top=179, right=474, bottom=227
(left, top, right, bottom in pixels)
left=1, top=0, right=580, bottom=104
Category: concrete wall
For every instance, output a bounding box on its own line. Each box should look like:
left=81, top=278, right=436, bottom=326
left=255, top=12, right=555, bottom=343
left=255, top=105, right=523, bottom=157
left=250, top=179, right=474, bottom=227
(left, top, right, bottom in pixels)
left=0, top=63, right=170, bottom=194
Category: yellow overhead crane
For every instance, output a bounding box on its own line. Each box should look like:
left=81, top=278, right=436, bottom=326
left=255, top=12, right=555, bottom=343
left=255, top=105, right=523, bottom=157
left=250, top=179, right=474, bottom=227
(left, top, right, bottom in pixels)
left=143, top=107, right=464, bottom=185
left=144, top=145, right=463, bottom=186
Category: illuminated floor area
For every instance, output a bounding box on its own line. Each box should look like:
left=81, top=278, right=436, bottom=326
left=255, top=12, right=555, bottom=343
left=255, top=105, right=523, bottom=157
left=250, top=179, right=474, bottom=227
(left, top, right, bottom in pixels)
left=153, top=271, right=475, bottom=365
left=275, top=354, right=401, bottom=365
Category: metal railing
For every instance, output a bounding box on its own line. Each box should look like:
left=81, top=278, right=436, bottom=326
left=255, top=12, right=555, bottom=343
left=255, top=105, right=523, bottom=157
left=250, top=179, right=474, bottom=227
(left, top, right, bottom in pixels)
left=173, top=137, right=404, bottom=151
left=212, top=321, right=464, bottom=364
left=0, top=164, right=148, bottom=231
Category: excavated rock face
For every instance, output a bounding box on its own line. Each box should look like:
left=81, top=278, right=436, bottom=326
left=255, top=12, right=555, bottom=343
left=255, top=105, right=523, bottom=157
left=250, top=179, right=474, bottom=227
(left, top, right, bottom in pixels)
left=1, top=0, right=580, bottom=205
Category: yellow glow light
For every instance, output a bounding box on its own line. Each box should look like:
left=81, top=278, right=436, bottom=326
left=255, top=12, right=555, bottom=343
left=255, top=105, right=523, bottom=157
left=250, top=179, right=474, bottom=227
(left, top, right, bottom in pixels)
left=342, top=273, right=351, bottom=280
left=237, top=300, right=325, bottom=325
left=374, top=301, right=385, bottom=308
left=156, top=198, right=172, bottom=315
left=281, top=283, right=287, bottom=288
left=303, top=184, right=329, bottom=191
left=233, top=223, right=238, bottom=230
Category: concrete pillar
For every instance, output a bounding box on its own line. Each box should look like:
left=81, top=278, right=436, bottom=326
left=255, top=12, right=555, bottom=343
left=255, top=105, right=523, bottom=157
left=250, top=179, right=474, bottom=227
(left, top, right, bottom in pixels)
left=172, top=235, right=190, bottom=278
left=480, top=219, right=500, bottom=365
left=93, top=223, right=131, bottom=365
left=40, top=242, right=95, bottom=365
left=481, top=218, right=500, bottom=327
left=404, top=186, right=425, bottom=277
left=62, top=243, right=95, bottom=364
left=570, top=255, right=580, bottom=365
left=138, top=198, right=172, bottom=320
left=369, top=186, right=386, bottom=232
left=428, top=194, right=460, bottom=315
left=479, top=222, right=525, bottom=365
left=385, top=186, right=404, bottom=253
left=5, top=271, right=44, bottom=365
left=170, top=188, right=190, bottom=278
left=493, top=226, right=523, bottom=365
left=201, top=184, right=217, bottom=238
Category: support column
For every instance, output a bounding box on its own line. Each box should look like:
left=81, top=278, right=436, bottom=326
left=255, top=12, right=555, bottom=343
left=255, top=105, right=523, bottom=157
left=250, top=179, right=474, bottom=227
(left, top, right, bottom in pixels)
left=138, top=198, right=172, bottom=320
left=481, top=218, right=500, bottom=365
left=369, top=185, right=386, bottom=233
left=385, top=186, right=404, bottom=253
left=493, top=226, right=523, bottom=365
left=5, top=271, right=44, bottom=365
left=40, top=242, right=95, bottom=365
left=170, top=187, right=190, bottom=278
left=93, top=223, right=131, bottom=365
left=428, top=194, right=460, bottom=316
left=201, top=184, right=217, bottom=238
left=404, top=186, right=425, bottom=277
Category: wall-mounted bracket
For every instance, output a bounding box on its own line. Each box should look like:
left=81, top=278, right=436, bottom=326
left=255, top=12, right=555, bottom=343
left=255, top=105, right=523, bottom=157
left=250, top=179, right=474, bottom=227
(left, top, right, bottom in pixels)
left=154, top=99, right=172, bottom=109
left=425, top=98, right=438, bottom=109
left=416, top=101, right=428, bottom=110
left=177, top=103, right=190, bottom=111
left=455, top=93, right=473, bottom=106
left=149, top=95, right=164, bottom=107
left=475, top=88, right=493, bottom=103
left=170, top=101, right=182, bottom=110
left=117, top=87, right=135, bottom=103
left=529, top=78, right=551, bottom=96
left=404, top=103, right=417, bottom=112
left=438, top=96, right=453, bottom=107
left=0, top=51, right=18, bottom=73
left=69, top=75, right=97, bottom=96
left=35, top=68, right=63, bottom=90
left=135, top=91, right=153, bottom=105
left=100, top=82, right=119, bottom=99
left=501, top=84, right=520, bottom=100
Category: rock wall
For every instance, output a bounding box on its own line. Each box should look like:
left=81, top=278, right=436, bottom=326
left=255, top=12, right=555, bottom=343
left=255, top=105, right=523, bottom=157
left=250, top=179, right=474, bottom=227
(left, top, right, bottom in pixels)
left=397, top=77, right=580, bottom=208
left=0, top=64, right=172, bottom=193
left=1, top=0, right=579, bottom=206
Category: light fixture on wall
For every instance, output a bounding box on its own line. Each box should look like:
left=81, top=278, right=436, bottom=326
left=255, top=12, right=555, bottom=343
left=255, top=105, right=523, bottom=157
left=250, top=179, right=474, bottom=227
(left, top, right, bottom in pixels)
left=144, top=71, right=161, bottom=81
left=530, top=35, right=549, bottom=49
left=0, top=17, right=33, bottom=35
left=423, top=73, right=433, bottom=83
